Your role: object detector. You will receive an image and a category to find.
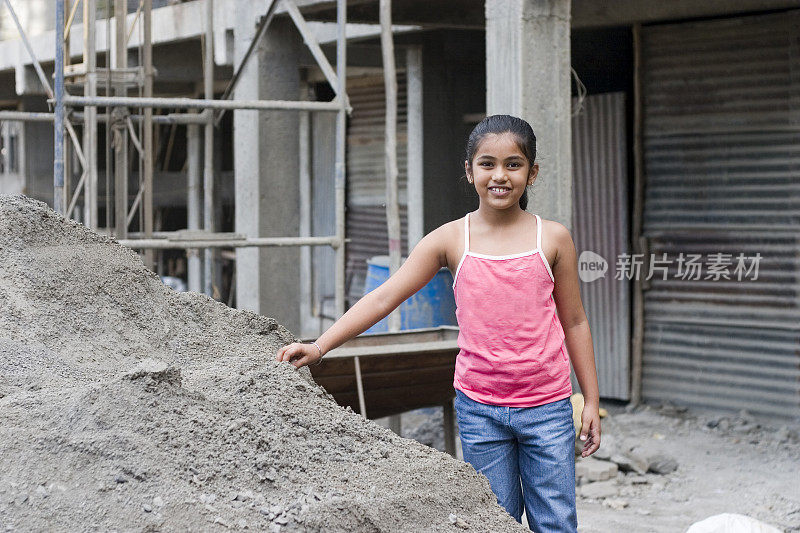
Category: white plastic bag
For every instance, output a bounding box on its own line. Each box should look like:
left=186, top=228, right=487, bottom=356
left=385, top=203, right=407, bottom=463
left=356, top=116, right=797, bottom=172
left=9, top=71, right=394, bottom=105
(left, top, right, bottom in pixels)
left=686, top=513, right=783, bottom=533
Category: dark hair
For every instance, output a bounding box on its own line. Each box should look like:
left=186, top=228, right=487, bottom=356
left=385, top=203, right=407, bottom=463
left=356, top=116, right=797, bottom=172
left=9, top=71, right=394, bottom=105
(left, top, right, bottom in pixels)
left=464, top=114, right=537, bottom=210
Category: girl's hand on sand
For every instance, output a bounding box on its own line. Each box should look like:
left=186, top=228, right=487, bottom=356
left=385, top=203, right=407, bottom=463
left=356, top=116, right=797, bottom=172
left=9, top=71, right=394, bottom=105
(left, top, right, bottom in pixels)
left=579, top=404, right=601, bottom=458
left=276, top=343, right=322, bottom=369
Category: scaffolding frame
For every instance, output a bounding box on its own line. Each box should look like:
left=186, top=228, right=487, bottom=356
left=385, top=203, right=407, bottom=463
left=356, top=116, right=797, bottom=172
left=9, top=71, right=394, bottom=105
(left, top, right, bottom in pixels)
left=0, top=0, right=351, bottom=316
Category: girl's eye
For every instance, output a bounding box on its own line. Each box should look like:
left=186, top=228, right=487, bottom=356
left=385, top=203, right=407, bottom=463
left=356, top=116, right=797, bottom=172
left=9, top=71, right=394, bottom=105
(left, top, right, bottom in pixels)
left=479, top=162, right=493, bottom=167
left=508, top=162, right=521, bottom=168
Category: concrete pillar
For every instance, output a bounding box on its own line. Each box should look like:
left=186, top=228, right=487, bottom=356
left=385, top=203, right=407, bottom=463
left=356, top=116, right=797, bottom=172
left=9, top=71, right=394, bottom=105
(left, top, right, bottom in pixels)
left=485, top=0, right=572, bottom=229
left=234, top=9, right=303, bottom=333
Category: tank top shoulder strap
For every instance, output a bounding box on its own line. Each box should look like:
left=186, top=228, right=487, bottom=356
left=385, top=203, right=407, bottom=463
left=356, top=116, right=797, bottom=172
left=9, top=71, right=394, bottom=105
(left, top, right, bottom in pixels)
left=535, top=214, right=542, bottom=250
left=453, top=214, right=470, bottom=290
left=464, top=213, right=470, bottom=253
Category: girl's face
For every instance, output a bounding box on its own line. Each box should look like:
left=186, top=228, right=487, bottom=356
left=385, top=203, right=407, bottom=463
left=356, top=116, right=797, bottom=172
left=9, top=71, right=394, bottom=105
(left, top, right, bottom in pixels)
left=465, top=132, right=538, bottom=211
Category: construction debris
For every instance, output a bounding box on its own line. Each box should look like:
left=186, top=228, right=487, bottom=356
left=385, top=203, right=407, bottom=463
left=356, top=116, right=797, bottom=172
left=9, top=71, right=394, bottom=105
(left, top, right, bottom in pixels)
left=575, top=457, right=618, bottom=483
left=0, top=196, right=525, bottom=532
left=579, top=481, right=619, bottom=500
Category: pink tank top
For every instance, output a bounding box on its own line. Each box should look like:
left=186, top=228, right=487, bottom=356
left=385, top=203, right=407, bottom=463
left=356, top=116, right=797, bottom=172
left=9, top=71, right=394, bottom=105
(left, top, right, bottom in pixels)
left=452, top=212, right=572, bottom=407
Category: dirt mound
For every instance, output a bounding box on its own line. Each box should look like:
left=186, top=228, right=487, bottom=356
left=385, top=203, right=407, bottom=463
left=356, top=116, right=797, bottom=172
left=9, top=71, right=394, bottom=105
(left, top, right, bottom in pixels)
left=0, top=195, right=524, bottom=532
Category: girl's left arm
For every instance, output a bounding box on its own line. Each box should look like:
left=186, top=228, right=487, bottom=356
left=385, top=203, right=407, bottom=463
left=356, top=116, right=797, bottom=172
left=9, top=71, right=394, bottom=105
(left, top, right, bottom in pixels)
left=550, top=222, right=601, bottom=458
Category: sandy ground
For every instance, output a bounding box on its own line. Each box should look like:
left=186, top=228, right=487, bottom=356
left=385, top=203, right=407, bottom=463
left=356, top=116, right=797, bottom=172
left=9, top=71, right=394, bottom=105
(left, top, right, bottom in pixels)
left=391, top=403, right=799, bottom=532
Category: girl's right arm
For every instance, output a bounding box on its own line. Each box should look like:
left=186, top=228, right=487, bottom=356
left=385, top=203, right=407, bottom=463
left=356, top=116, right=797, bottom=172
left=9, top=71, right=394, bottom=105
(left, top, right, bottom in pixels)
left=276, top=224, right=451, bottom=368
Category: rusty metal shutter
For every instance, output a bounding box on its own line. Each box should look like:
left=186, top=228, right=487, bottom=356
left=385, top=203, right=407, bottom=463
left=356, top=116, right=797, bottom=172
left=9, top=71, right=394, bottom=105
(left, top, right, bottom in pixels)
left=641, top=12, right=800, bottom=420
left=345, top=73, right=409, bottom=306
left=572, top=92, right=630, bottom=401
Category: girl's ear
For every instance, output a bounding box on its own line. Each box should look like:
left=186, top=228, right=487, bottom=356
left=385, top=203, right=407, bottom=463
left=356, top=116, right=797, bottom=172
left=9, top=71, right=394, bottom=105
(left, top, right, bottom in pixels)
left=527, top=163, right=539, bottom=186
left=464, top=160, right=473, bottom=183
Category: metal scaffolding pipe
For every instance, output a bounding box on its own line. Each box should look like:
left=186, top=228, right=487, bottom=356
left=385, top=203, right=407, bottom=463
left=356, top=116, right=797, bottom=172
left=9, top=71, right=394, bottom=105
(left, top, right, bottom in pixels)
left=113, top=0, right=128, bottom=238
left=126, top=117, right=144, bottom=155
left=117, top=236, right=339, bottom=249
left=104, top=5, right=112, bottom=231
left=143, top=0, right=155, bottom=268
left=380, top=0, right=401, bottom=333
left=66, top=170, right=89, bottom=218
left=54, top=0, right=66, bottom=214
left=299, top=85, right=312, bottom=334
left=60, top=95, right=346, bottom=112
left=203, top=0, right=215, bottom=297
left=0, top=111, right=55, bottom=122
left=64, top=0, right=82, bottom=39
left=334, top=0, right=347, bottom=319
left=187, top=123, right=202, bottom=293
left=84, top=0, right=99, bottom=228
left=72, top=111, right=210, bottom=125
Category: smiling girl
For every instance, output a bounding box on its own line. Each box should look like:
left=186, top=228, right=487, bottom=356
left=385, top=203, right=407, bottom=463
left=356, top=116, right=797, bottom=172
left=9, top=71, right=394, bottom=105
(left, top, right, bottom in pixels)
left=278, top=114, right=601, bottom=532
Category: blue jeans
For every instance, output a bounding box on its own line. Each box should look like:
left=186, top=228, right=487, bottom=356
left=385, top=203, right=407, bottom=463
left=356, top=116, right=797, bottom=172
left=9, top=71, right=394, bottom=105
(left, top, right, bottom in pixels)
left=454, top=389, right=577, bottom=533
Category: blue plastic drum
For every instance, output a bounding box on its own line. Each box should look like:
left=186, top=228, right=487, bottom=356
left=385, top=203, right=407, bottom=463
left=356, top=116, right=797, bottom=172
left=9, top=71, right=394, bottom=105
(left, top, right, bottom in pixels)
left=364, top=255, right=457, bottom=333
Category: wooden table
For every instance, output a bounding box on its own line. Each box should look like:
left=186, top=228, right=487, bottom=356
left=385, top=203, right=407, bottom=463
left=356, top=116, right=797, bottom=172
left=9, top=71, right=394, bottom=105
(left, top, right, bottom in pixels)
left=308, top=326, right=460, bottom=455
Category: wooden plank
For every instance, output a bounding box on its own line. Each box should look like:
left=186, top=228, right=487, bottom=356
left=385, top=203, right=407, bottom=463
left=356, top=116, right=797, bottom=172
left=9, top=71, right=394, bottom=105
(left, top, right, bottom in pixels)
left=304, top=326, right=458, bottom=349
left=313, top=363, right=455, bottom=394
left=310, top=349, right=456, bottom=376
left=322, top=339, right=459, bottom=359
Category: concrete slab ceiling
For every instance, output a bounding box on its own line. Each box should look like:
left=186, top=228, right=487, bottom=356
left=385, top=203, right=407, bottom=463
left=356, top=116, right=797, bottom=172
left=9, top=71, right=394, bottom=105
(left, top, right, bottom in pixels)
left=286, top=0, right=800, bottom=28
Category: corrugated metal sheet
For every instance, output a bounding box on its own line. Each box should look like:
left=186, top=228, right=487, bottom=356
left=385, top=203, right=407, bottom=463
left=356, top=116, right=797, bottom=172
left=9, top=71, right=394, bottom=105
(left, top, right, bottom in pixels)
left=571, top=92, right=630, bottom=401
left=345, top=74, right=409, bottom=306
left=642, top=11, right=800, bottom=421
left=346, top=74, right=408, bottom=206
left=643, top=322, right=800, bottom=415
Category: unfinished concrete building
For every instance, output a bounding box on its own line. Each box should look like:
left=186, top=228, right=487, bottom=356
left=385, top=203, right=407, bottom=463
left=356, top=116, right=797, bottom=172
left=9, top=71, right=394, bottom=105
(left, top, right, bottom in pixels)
left=1, top=0, right=798, bottom=423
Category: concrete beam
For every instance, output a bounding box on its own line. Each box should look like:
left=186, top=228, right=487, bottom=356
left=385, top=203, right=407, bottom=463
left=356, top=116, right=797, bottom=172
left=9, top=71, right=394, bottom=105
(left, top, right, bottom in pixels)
left=286, top=0, right=484, bottom=28
left=289, top=0, right=800, bottom=28
left=486, top=0, right=572, bottom=229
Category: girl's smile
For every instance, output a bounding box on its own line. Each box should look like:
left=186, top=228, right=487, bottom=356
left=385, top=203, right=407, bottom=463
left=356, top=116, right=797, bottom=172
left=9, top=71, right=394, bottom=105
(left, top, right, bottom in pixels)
left=488, top=186, right=511, bottom=197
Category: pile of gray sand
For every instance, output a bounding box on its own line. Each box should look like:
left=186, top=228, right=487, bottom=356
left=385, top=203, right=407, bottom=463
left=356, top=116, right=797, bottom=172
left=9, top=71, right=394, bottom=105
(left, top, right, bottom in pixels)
left=0, top=195, right=525, bottom=532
